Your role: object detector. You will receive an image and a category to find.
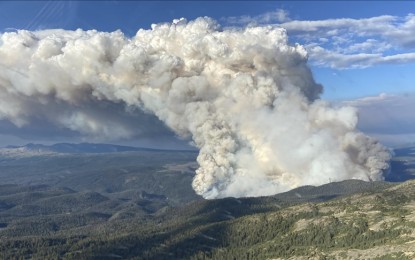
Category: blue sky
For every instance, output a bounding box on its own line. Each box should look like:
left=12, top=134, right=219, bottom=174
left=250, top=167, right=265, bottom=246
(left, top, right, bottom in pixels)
left=0, top=1, right=414, bottom=147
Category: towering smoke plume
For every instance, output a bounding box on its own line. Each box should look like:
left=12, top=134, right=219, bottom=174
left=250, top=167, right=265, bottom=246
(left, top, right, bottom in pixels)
left=0, top=17, right=391, bottom=198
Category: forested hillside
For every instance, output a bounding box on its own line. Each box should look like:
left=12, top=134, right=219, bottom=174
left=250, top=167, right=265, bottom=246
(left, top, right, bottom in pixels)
left=0, top=146, right=414, bottom=259
left=1, top=180, right=414, bottom=259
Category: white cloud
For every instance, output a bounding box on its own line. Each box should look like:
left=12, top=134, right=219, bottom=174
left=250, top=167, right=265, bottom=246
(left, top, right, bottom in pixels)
left=343, top=93, right=391, bottom=106
left=279, top=15, right=397, bottom=37
left=344, top=39, right=392, bottom=54
left=224, top=9, right=290, bottom=25
left=280, top=13, right=415, bottom=69
left=225, top=11, right=415, bottom=69
left=307, top=46, right=415, bottom=69
left=278, top=14, right=415, bottom=48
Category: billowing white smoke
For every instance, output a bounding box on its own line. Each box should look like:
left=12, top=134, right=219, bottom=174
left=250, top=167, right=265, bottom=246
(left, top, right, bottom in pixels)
left=0, top=17, right=391, bottom=198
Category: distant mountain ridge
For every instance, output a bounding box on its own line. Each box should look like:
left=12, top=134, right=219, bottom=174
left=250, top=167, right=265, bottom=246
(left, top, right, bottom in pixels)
left=3, top=142, right=191, bottom=154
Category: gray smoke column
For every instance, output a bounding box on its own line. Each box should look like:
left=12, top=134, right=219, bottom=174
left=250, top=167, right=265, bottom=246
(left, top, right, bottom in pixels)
left=0, top=17, right=391, bottom=198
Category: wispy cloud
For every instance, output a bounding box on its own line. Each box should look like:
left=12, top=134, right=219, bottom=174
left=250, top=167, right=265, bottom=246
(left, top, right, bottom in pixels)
left=307, top=46, right=415, bottom=69
left=343, top=39, right=392, bottom=54
left=281, top=13, right=415, bottom=69
left=279, top=14, right=415, bottom=49
left=224, top=9, right=290, bottom=25
left=224, top=11, right=415, bottom=69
